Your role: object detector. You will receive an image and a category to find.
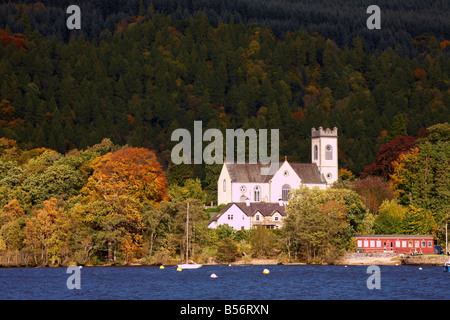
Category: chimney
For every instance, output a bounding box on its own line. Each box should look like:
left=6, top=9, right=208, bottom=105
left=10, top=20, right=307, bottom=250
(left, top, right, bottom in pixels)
left=278, top=198, right=284, bottom=207
left=245, top=197, right=250, bottom=207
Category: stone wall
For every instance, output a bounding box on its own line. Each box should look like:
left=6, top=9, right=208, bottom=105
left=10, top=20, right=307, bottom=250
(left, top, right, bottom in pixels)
left=400, top=255, right=450, bottom=266
left=346, top=252, right=398, bottom=259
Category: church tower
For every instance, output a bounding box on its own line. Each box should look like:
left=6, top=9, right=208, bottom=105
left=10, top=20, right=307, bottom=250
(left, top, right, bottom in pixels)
left=311, top=127, right=338, bottom=185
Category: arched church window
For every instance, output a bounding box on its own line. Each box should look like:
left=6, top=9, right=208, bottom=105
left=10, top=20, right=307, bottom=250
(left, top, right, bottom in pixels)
left=325, top=145, right=333, bottom=160
left=282, top=184, right=291, bottom=201
left=314, top=145, right=318, bottom=160
left=254, top=186, right=261, bottom=202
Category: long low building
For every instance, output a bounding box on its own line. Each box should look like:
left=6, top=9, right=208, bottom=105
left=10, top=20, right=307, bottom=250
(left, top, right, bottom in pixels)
left=355, top=234, right=435, bottom=254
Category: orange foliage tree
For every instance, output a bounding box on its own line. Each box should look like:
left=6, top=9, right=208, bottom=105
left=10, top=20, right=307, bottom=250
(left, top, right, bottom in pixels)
left=84, top=146, right=169, bottom=205
left=24, top=198, right=71, bottom=266
left=80, top=147, right=169, bottom=262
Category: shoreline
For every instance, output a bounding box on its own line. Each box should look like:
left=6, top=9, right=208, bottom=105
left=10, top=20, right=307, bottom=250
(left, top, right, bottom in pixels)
left=2, top=254, right=449, bottom=268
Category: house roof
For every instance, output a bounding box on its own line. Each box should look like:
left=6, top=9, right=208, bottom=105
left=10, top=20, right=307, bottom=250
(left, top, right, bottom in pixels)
left=209, top=202, right=287, bottom=223
left=225, top=161, right=326, bottom=184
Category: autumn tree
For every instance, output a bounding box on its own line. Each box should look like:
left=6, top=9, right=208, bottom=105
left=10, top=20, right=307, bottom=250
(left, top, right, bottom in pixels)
left=361, top=136, right=416, bottom=179
left=353, top=176, right=395, bottom=214
left=282, top=186, right=364, bottom=264
left=373, top=200, right=407, bottom=234
left=391, top=140, right=449, bottom=220
left=81, top=147, right=169, bottom=262
left=24, top=198, right=71, bottom=266
left=0, top=199, right=25, bottom=262
left=401, top=205, right=436, bottom=235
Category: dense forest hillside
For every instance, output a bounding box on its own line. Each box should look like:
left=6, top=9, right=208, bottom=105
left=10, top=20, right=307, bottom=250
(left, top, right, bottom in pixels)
left=0, top=2, right=449, bottom=180
left=1, top=0, right=449, bottom=55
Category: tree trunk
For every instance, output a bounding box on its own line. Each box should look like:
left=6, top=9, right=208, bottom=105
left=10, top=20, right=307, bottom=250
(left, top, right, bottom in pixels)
left=108, top=240, right=113, bottom=262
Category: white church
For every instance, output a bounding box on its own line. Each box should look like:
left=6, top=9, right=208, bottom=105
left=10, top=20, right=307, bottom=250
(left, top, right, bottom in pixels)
left=208, top=127, right=338, bottom=230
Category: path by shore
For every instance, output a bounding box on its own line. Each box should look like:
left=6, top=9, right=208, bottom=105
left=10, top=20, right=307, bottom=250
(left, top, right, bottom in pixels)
left=341, top=252, right=450, bottom=266
left=227, top=253, right=450, bottom=266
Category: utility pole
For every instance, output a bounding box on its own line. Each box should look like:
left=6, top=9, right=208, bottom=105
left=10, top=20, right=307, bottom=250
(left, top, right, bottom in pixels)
left=446, top=223, right=448, bottom=255
left=186, top=202, right=189, bottom=263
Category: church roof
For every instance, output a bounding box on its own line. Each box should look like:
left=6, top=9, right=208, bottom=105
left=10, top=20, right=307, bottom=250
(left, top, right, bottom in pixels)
left=289, top=163, right=327, bottom=184
left=225, top=161, right=326, bottom=184
left=225, top=163, right=273, bottom=183
left=209, top=202, right=287, bottom=223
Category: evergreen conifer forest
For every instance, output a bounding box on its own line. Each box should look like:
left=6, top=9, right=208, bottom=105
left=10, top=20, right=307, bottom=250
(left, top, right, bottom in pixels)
left=0, top=1, right=448, bottom=266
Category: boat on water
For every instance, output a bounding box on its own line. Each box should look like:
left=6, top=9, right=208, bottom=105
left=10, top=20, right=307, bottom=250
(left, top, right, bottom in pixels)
left=444, top=261, right=450, bottom=272
left=178, top=260, right=202, bottom=269
left=177, top=202, right=202, bottom=270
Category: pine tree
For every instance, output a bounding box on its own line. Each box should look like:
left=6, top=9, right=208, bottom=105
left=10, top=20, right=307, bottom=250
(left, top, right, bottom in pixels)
left=387, top=113, right=408, bottom=142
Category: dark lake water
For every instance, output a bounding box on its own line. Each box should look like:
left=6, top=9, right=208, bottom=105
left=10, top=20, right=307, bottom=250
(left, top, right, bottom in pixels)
left=0, top=265, right=448, bottom=300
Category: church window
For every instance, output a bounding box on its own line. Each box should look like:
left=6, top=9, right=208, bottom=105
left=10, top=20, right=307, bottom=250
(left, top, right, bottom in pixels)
left=223, top=179, right=226, bottom=192
left=240, top=185, right=247, bottom=193
left=283, top=170, right=289, bottom=177
left=314, top=145, right=318, bottom=160
left=325, top=145, right=333, bottom=160
left=240, top=195, right=246, bottom=202
left=282, top=184, right=291, bottom=201
left=326, top=173, right=332, bottom=179
left=254, top=186, right=261, bottom=201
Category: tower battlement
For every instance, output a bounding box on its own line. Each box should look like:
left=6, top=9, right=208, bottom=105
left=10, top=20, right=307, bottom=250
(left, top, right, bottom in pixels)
left=311, top=127, right=338, bottom=138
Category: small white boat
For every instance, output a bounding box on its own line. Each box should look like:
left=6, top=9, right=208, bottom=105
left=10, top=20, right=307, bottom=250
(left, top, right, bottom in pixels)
left=177, top=261, right=202, bottom=269
left=177, top=202, right=202, bottom=270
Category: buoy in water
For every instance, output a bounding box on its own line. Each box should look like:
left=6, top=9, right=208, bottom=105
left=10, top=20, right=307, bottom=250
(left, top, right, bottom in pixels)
left=159, top=265, right=164, bottom=269
left=177, top=267, right=182, bottom=272
left=419, top=267, right=423, bottom=270
left=210, top=273, right=218, bottom=278
left=263, top=269, right=270, bottom=274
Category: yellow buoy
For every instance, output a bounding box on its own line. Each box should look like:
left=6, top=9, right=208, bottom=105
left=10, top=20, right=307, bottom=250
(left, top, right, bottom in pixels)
left=159, top=265, right=164, bottom=269
left=177, top=267, right=182, bottom=272
left=263, top=269, right=270, bottom=274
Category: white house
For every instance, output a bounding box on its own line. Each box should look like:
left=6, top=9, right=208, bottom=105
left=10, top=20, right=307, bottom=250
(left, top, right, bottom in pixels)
left=208, top=200, right=287, bottom=230
left=217, top=127, right=338, bottom=205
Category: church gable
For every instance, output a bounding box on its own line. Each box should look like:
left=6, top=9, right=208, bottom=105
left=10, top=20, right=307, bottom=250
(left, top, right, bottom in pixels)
left=269, top=160, right=302, bottom=202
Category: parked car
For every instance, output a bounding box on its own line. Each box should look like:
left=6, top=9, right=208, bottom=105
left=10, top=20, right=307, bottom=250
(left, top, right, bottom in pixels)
left=434, top=246, right=444, bottom=255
